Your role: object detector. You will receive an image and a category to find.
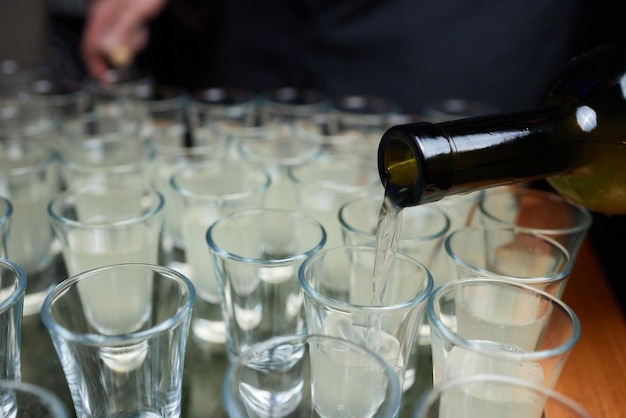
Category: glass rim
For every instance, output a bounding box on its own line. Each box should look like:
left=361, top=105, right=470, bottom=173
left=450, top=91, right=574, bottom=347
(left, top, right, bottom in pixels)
left=170, top=160, right=272, bottom=202
left=190, top=86, right=258, bottom=106
left=237, top=134, right=324, bottom=166
left=338, top=193, right=451, bottom=243
left=40, top=262, right=195, bottom=345
left=123, top=83, right=188, bottom=106
left=47, top=185, right=164, bottom=229
left=444, top=225, right=573, bottom=284
left=0, top=140, right=58, bottom=177
left=286, top=153, right=381, bottom=191
left=206, top=208, right=327, bottom=264
left=427, top=277, right=581, bottom=361
left=58, top=137, right=155, bottom=174
left=413, top=373, right=592, bottom=418
left=29, top=77, right=88, bottom=103
left=0, top=379, right=70, bottom=418
left=0, top=258, right=27, bottom=313
left=331, top=94, right=400, bottom=116
left=222, top=333, right=402, bottom=418
left=0, top=195, right=12, bottom=224
left=479, top=187, right=593, bottom=234
left=298, top=244, right=434, bottom=312
left=57, top=114, right=144, bottom=142
left=261, top=86, right=331, bottom=107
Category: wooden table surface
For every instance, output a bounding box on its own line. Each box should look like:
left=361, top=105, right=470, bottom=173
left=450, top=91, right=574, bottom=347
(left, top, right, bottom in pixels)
left=556, top=239, right=626, bottom=418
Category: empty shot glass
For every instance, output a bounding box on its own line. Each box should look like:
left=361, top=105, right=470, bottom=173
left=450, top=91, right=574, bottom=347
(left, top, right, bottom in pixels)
left=0, top=379, right=69, bottom=418
left=0, top=259, right=27, bottom=382
left=299, top=245, right=434, bottom=390
left=206, top=208, right=327, bottom=362
left=223, top=334, right=402, bottom=418
left=40, top=263, right=195, bottom=418
left=412, top=373, right=592, bottom=418
left=428, top=278, right=581, bottom=389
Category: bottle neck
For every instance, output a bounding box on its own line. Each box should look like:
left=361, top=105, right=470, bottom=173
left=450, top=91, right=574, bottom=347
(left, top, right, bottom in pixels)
left=378, top=106, right=582, bottom=207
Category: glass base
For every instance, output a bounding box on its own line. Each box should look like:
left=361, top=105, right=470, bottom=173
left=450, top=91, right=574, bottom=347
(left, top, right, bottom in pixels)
left=190, top=299, right=226, bottom=353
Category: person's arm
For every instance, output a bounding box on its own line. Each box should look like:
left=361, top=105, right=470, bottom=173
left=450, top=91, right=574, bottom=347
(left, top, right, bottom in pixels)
left=81, top=0, right=167, bottom=81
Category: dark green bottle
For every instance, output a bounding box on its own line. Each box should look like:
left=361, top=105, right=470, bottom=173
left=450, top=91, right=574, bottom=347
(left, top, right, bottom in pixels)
left=377, top=44, right=626, bottom=215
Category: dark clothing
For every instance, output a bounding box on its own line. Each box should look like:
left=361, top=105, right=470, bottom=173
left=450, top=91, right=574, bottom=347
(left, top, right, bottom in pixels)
left=47, top=0, right=587, bottom=113
left=207, top=0, right=583, bottom=113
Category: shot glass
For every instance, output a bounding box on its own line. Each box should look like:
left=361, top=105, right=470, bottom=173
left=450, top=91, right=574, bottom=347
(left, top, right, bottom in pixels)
left=223, top=334, right=402, bottom=418
left=121, top=84, right=189, bottom=143
left=57, top=85, right=143, bottom=146
left=445, top=226, right=573, bottom=297
left=432, top=190, right=484, bottom=233
left=171, top=161, right=271, bottom=347
left=287, top=154, right=382, bottom=249
left=260, top=87, right=329, bottom=128
left=40, top=263, right=195, bottom=418
left=206, top=208, right=327, bottom=361
left=338, top=193, right=450, bottom=389
left=0, top=196, right=11, bottom=258
left=0, top=139, right=59, bottom=315
left=412, top=374, right=592, bottom=418
left=330, top=95, right=400, bottom=134
left=149, top=100, right=230, bottom=271
left=47, top=184, right=164, bottom=277
left=339, top=193, right=450, bottom=284
left=237, top=130, right=322, bottom=210
left=299, top=245, right=434, bottom=389
left=22, top=77, right=90, bottom=150
left=329, top=95, right=400, bottom=160
left=57, top=135, right=155, bottom=189
left=0, top=379, right=69, bottom=418
left=428, top=278, right=580, bottom=389
left=296, top=112, right=369, bottom=157
left=478, top=186, right=593, bottom=259
left=0, top=259, right=27, bottom=382
left=188, top=87, right=258, bottom=162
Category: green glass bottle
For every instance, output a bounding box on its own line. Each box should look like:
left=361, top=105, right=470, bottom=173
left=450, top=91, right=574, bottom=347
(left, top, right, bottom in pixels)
left=378, top=44, right=626, bottom=215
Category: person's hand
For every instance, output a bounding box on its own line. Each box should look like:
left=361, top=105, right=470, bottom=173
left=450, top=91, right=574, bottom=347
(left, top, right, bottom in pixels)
left=81, top=0, right=167, bottom=82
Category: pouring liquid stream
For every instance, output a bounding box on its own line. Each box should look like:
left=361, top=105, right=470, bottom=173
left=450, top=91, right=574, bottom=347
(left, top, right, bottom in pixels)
left=369, top=191, right=403, bottom=352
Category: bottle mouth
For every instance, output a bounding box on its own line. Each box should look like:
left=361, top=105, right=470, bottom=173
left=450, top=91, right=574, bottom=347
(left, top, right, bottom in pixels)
left=378, top=122, right=456, bottom=207
left=377, top=126, right=424, bottom=208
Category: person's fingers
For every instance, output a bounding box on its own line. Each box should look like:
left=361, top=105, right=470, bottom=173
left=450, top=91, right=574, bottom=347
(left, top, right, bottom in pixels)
left=82, top=0, right=122, bottom=79
left=81, top=0, right=166, bottom=80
